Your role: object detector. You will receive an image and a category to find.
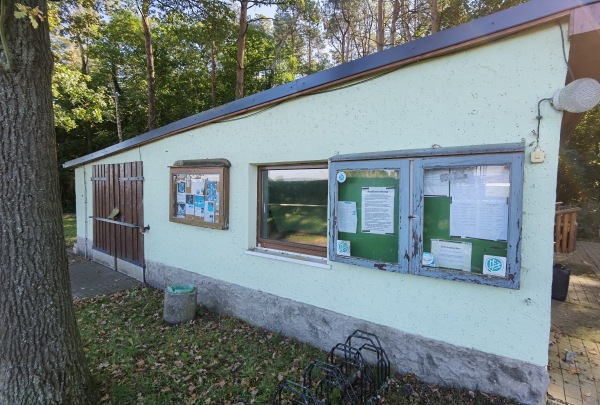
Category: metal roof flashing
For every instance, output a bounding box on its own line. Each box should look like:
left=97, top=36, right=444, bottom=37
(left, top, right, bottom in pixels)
left=63, top=0, right=600, bottom=169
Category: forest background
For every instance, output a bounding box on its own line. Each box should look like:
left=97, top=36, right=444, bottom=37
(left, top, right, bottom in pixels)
left=54, top=0, right=600, bottom=240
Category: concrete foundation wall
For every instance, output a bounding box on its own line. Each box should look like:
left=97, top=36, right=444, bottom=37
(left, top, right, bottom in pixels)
left=147, top=260, right=549, bottom=405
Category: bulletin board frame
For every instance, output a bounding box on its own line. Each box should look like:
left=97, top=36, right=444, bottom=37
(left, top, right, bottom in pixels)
left=169, top=159, right=230, bottom=230
left=328, top=159, right=410, bottom=272
left=329, top=143, right=525, bottom=289
left=411, top=153, right=524, bottom=289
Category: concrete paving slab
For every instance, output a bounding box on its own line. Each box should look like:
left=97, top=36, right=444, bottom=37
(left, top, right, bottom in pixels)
left=69, top=258, right=141, bottom=299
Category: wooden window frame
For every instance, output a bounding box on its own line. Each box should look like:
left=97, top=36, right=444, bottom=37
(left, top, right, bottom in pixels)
left=257, top=163, right=328, bottom=258
left=169, top=159, right=230, bottom=230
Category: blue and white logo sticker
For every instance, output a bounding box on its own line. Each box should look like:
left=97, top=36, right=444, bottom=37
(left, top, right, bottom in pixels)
left=336, top=171, right=347, bottom=183
left=337, top=240, right=351, bottom=256
left=483, top=255, right=506, bottom=277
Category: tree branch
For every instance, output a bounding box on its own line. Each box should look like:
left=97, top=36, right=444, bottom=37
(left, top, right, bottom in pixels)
left=0, top=0, right=13, bottom=71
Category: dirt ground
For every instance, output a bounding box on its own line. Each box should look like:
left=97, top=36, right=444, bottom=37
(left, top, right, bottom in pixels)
left=552, top=251, right=600, bottom=343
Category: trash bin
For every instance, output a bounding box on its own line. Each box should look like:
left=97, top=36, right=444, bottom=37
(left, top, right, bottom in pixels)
left=552, top=264, right=570, bottom=301
left=163, top=284, right=197, bottom=324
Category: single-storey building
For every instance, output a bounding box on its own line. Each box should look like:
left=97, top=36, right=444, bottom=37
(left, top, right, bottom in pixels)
left=64, top=1, right=600, bottom=403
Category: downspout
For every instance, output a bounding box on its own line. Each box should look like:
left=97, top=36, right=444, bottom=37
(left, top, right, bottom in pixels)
left=83, top=165, right=89, bottom=260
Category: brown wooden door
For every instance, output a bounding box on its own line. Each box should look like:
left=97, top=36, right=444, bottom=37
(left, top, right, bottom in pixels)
left=92, top=162, right=144, bottom=266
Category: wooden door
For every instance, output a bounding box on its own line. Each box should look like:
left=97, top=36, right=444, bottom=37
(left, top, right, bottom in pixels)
left=91, top=162, right=144, bottom=266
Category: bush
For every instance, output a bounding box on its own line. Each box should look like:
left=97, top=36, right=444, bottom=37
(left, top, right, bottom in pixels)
left=577, top=200, right=600, bottom=241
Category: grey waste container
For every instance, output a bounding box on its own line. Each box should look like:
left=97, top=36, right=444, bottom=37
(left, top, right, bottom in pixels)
left=163, top=284, right=197, bottom=324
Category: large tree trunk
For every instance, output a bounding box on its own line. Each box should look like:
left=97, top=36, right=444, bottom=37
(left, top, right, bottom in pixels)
left=390, top=0, right=399, bottom=46
left=141, top=0, right=157, bottom=130
left=235, top=0, right=248, bottom=100
left=0, top=1, right=96, bottom=403
left=429, top=0, right=439, bottom=34
left=376, top=0, right=384, bottom=51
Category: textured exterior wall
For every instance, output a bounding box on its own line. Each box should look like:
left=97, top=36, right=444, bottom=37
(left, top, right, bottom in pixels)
left=74, top=24, right=568, bottom=402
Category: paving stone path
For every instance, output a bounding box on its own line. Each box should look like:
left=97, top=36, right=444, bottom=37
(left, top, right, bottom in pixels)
left=548, top=241, right=600, bottom=405
left=69, top=253, right=140, bottom=299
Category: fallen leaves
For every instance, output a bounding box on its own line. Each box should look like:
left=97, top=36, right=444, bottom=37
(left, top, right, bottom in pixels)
left=76, top=285, right=518, bottom=404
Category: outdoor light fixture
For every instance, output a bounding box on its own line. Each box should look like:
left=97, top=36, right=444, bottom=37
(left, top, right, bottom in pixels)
left=531, top=78, right=600, bottom=164
left=551, top=78, right=600, bottom=113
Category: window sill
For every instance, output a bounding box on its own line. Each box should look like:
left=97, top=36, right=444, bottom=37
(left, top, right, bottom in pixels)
left=245, top=248, right=331, bottom=269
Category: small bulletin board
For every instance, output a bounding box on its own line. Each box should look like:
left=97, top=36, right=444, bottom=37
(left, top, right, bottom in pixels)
left=421, top=165, right=510, bottom=277
left=333, top=168, right=401, bottom=266
left=169, top=159, right=230, bottom=229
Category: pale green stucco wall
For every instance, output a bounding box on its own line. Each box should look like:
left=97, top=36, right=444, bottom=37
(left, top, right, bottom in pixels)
left=75, top=24, right=568, bottom=367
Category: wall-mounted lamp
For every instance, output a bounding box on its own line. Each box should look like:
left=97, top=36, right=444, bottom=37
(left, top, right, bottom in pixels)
left=551, top=78, right=600, bottom=113
left=531, top=78, right=600, bottom=164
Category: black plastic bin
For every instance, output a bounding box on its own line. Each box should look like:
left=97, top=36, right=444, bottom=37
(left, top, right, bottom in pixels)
left=552, top=264, right=571, bottom=301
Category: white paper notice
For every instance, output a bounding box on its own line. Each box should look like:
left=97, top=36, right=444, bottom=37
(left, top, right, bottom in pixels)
left=449, top=166, right=509, bottom=241
left=191, top=178, right=205, bottom=195
left=337, top=201, right=357, bottom=233
left=431, top=239, right=472, bottom=272
left=483, top=166, right=510, bottom=198
left=361, top=187, right=395, bottom=235
left=424, top=169, right=450, bottom=196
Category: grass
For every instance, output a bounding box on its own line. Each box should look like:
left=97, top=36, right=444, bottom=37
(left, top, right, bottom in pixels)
left=75, top=286, right=516, bottom=404
left=63, top=214, right=77, bottom=247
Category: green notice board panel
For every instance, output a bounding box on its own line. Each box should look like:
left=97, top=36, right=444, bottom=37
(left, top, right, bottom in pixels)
left=423, top=196, right=507, bottom=274
left=337, top=170, right=399, bottom=263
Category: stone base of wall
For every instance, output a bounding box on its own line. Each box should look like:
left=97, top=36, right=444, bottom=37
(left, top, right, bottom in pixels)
left=145, top=260, right=548, bottom=405
left=75, top=236, right=92, bottom=258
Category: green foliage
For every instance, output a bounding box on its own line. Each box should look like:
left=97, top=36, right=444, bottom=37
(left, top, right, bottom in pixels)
left=439, top=0, right=526, bottom=30
left=557, top=105, right=600, bottom=241
left=63, top=214, right=77, bottom=245
left=52, top=63, right=110, bottom=132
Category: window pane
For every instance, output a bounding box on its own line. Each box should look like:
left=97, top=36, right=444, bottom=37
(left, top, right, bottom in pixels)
left=422, top=165, right=510, bottom=276
left=260, top=167, right=328, bottom=249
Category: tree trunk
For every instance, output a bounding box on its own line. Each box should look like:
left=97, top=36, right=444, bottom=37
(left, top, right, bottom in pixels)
left=390, top=0, right=399, bottom=46
left=211, top=40, right=217, bottom=108
left=235, top=0, right=248, bottom=100
left=79, top=42, right=88, bottom=75
left=141, top=0, right=157, bottom=130
left=429, top=0, right=439, bottom=34
left=376, top=0, right=384, bottom=51
left=109, top=76, right=123, bottom=142
left=400, top=0, right=412, bottom=42
left=0, top=1, right=96, bottom=403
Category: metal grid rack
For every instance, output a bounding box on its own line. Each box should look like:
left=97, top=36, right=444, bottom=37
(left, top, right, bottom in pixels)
left=274, top=330, right=390, bottom=405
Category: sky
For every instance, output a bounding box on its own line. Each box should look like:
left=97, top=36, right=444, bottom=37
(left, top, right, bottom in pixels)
left=251, top=4, right=278, bottom=19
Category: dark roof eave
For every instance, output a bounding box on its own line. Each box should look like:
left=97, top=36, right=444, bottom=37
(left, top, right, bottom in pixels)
left=63, top=0, right=597, bottom=169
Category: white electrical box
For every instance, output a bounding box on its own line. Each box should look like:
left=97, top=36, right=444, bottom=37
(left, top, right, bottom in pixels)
left=530, top=148, right=545, bottom=163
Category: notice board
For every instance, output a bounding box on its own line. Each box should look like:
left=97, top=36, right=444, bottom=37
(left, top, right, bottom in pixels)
left=169, top=159, right=230, bottom=229
left=335, top=169, right=399, bottom=264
